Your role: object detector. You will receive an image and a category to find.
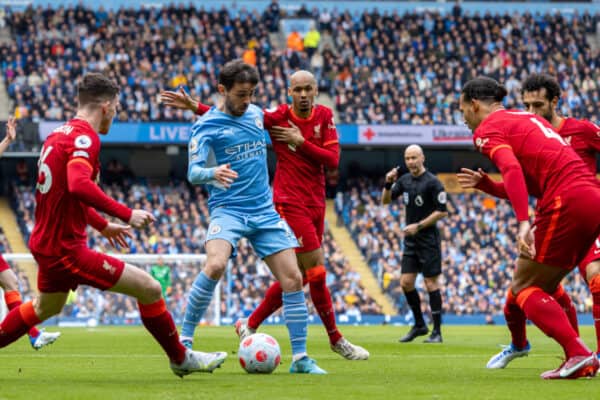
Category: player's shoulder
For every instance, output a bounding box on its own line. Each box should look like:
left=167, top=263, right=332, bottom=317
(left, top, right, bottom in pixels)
left=266, top=103, right=289, bottom=115
left=58, top=119, right=100, bottom=147
left=424, top=170, right=440, bottom=181
left=247, top=104, right=264, bottom=116
left=565, top=117, right=600, bottom=135
left=264, top=103, right=289, bottom=121
left=314, top=104, right=334, bottom=118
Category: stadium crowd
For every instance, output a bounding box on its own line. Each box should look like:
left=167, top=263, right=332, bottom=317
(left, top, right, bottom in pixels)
left=11, top=178, right=380, bottom=323
left=340, top=177, right=594, bottom=320
left=1, top=4, right=599, bottom=125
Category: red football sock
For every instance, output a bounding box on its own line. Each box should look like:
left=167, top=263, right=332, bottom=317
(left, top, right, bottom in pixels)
left=551, top=285, right=579, bottom=335
left=138, top=299, right=186, bottom=364
left=517, top=286, right=591, bottom=358
left=504, top=289, right=528, bottom=349
left=248, top=281, right=284, bottom=330
left=589, top=275, right=600, bottom=353
left=0, top=301, right=41, bottom=348
left=308, top=265, right=342, bottom=345
left=4, top=291, right=40, bottom=338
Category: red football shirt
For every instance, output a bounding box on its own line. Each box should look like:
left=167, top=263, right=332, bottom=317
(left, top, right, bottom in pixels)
left=29, top=119, right=130, bottom=256
left=264, top=104, right=339, bottom=207
left=473, top=109, right=597, bottom=220
left=557, top=117, right=600, bottom=174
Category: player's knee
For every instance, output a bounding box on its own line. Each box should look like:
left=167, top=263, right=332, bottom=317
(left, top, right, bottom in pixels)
left=203, top=260, right=227, bottom=279
left=400, top=278, right=415, bottom=292
left=586, top=262, right=600, bottom=284
left=306, top=265, right=326, bottom=284
left=424, top=277, right=439, bottom=291
left=142, top=278, right=163, bottom=303
left=0, top=273, right=18, bottom=291
left=280, top=268, right=303, bottom=292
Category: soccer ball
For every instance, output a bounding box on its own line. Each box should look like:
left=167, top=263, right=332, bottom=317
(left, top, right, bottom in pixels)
left=238, top=333, right=281, bottom=374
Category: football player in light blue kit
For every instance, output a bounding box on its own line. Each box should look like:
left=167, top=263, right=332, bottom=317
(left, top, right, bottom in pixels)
left=181, top=59, right=326, bottom=374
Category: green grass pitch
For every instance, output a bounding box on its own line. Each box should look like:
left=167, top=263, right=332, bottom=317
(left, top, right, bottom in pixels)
left=0, top=325, right=597, bottom=400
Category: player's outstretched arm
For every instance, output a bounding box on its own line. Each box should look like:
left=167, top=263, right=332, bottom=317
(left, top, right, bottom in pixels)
left=100, top=222, right=132, bottom=249
left=160, top=87, right=210, bottom=115
left=491, top=147, right=529, bottom=222
left=457, top=168, right=508, bottom=199
left=86, top=207, right=134, bottom=248
left=87, top=207, right=109, bottom=231
left=67, top=161, right=133, bottom=223
left=0, top=117, right=17, bottom=157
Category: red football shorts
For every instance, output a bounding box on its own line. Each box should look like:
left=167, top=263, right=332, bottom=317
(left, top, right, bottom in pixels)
left=578, top=235, right=600, bottom=279
left=0, top=254, right=10, bottom=272
left=33, top=247, right=125, bottom=293
left=275, top=202, right=324, bottom=253
left=533, top=185, right=600, bottom=269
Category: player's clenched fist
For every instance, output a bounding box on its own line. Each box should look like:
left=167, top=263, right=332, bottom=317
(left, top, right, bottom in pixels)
left=128, top=209, right=155, bottom=229
left=214, top=163, right=238, bottom=189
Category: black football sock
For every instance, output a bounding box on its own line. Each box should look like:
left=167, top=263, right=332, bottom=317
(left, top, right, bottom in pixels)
left=405, top=289, right=425, bottom=327
left=428, top=289, right=442, bottom=334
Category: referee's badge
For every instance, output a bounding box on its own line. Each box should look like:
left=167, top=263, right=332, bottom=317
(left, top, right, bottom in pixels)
left=415, top=195, right=424, bottom=207
left=438, top=191, right=448, bottom=204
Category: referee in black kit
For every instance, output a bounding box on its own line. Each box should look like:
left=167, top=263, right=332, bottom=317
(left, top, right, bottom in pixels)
left=381, top=144, right=448, bottom=343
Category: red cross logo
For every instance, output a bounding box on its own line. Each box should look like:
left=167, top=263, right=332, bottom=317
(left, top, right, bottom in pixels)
left=363, top=128, right=376, bottom=141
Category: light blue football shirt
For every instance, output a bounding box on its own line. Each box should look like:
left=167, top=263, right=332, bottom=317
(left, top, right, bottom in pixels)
left=187, top=104, right=272, bottom=213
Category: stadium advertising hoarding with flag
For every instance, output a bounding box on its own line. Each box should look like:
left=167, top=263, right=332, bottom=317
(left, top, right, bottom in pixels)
left=358, top=125, right=473, bottom=146
left=39, top=122, right=474, bottom=146
left=38, top=122, right=357, bottom=145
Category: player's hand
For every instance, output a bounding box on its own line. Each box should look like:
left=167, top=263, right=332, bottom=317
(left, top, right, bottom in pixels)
left=517, top=221, right=536, bottom=260
left=128, top=209, right=156, bottom=229
left=269, top=121, right=305, bottom=148
left=101, top=222, right=132, bottom=249
left=214, top=163, right=238, bottom=189
left=403, top=223, right=419, bottom=236
left=5, top=117, right=16, bottom=143
left=456, top=168, right=485, bottom=189
left=385, top=167, right=399, bottom=184
left=160, top=87, right=198, bottom=112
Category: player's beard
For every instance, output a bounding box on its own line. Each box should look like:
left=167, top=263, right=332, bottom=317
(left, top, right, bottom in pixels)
left=226, top=98, right=248, bottom=117
left=542, top=109, right=554, bottom=124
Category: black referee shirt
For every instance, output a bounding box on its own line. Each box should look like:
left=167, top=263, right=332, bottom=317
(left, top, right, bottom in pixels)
left=390, top=170, right=448, bottom=245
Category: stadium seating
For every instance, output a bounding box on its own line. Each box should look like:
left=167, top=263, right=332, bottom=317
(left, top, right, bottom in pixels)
left=1, top=5, right=598, bottom=124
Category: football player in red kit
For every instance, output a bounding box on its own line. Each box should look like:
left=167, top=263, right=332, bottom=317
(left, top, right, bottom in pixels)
left=0, top=73, right=227, bottom=377
left=458, top=76, right=600, bottom=379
